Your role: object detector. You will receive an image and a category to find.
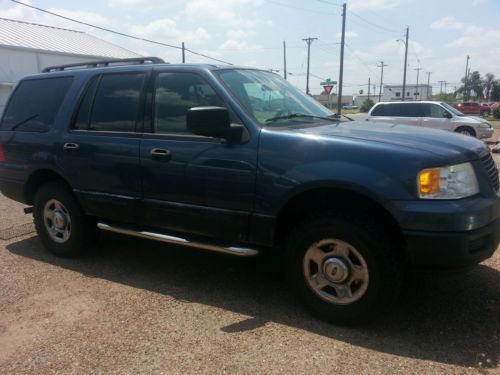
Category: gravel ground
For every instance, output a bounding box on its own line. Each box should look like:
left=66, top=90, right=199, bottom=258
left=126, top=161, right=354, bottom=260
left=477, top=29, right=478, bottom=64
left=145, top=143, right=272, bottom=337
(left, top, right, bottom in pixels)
left=1, top=133, right=500, bottom=374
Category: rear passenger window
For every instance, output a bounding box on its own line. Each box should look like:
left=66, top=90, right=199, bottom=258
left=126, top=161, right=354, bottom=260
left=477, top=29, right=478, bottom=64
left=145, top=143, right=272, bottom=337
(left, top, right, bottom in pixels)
left=371, top=104, right=388, bottom=116
left=74, top=77, right=99, bottom=130
left=89, top=73, right=145, bottom=132
left=153, top=72, right=224, bottom=135
left=1, top=77, right=73, bottom=132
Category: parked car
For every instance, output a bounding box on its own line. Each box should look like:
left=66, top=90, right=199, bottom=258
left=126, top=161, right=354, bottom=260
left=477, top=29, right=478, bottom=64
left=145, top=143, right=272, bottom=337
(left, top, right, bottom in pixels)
left=456, top=102, right=491, bottom=117
left=342, top=104, right=358, bottom=110
left=367, top=101, right=493, bottom=138
left=1, top=58, right=499, bottom=325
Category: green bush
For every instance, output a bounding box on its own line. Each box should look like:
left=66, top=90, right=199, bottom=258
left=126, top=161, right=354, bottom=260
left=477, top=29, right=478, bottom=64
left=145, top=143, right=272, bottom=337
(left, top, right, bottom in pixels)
left=493, top=106, right=500, bottom=119
left=360, top=99, right=375, bottom=113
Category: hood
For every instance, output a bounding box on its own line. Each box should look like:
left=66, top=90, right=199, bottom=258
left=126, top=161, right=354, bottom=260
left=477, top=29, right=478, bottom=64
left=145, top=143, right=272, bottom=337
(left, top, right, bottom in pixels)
left=289, top=121, right=489, bottom=161
left=452, top=115, right=486, bottom=125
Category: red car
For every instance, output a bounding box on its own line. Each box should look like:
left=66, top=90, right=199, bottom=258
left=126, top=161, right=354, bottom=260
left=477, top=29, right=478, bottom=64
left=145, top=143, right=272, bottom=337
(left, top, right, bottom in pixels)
left=456, top=102, right=491, bottom=117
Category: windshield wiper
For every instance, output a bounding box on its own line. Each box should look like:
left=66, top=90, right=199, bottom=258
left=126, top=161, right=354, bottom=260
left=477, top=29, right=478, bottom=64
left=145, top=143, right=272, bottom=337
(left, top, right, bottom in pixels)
left=11, top=114, right=40, bottom=130
left=331, top=113, right=354, bottom=121
left=265, top=113, right=335, bottom=123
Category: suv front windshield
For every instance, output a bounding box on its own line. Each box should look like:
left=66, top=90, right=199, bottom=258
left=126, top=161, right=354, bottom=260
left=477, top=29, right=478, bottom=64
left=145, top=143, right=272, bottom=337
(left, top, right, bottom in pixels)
left=216, top=69, right=340, bottom=127
left=441, top=102, right=464, bottom=117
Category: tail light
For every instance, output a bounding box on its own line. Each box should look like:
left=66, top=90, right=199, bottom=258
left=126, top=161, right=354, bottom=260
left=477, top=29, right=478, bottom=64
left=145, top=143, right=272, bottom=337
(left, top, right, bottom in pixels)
left=0, top=136, right=4, bottom=161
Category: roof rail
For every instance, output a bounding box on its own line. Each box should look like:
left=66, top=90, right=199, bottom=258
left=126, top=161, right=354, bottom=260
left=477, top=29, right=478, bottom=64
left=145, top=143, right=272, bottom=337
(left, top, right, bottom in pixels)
left=42, top=56, right=166, bottom=73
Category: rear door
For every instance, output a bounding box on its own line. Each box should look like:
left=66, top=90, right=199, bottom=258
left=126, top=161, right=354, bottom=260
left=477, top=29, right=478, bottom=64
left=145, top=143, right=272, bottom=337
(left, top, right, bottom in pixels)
left=140, top=69, right=258, bottom=242
left=369, top=103, right=422, bottom=126
left=60, top=71, right=148, bottom=224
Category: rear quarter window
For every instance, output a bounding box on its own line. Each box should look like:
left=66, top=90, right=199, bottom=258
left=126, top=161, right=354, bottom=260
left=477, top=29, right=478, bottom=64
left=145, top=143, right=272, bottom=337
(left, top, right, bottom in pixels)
left=370, top=104, right=388, bottom=116
left=1, top=77, right=73, bottom=132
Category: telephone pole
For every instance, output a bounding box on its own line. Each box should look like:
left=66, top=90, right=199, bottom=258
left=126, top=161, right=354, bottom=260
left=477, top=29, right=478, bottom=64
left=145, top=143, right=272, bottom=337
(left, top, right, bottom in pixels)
left=283, top=40, right=287, bottom=80
left=444, top=80, right=448, bottom=94
left=302, top=37, right=318, bottom=95
left=367, top=77, right=371, bottom=101
left=438, top=80, right=444, bottom=95
left=464, top=55, right=470, bottom=101
left=337, top=3, right=347, bottom=114
left=414, top=67, right=423, bottom=100
left=182, top=42, right=185, bottom=63
left=401, top=26, right=409, bottom=101
left=426, top=71, right=432, bottom=99
left=377, top=61, right=388, bottom=102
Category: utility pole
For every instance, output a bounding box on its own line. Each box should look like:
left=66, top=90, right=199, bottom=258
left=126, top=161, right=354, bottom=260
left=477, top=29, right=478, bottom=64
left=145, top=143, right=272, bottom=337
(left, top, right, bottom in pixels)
left=377, top=61, right=388, bottom=102
left=464, top=55, right=469, bottom=101
left=283, top=40, right=287, bottom=80
left=438, top=80, right=444, bottom=95
left=426, top=72, right=432, bottom=99
left=182, top=42, right=185, bottom=63
left=337, top=2, right=347, bottom=115
left=413, top=67, right=423, bottom=100
left=401, top=26, right=409, bottom=101
left=367, top=77, right=371, bottom=101
left=444, top=80, right=448, bottom=95
left=302, top=37, right=317, bottom=95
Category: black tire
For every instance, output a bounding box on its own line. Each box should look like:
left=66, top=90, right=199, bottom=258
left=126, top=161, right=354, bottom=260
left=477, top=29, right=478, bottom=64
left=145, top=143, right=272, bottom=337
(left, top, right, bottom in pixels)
left=284, top=211, right=404, bottom=326
left=454, top=126, right=476, bottom=137
left=33, top=181, right=98, bottom=257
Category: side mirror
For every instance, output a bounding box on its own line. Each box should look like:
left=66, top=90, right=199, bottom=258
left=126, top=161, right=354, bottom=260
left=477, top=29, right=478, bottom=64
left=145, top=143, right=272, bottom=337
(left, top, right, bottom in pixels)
left=443, top=111, right=452, bottom=119
left=186, top=106, right=243, bottom=142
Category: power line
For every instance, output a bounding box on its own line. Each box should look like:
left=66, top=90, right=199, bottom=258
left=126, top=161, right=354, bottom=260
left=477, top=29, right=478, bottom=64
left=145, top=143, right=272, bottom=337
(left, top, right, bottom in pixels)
left=10, top=0, right=233, bottom=65
left=315, top=0, right=343, bottom=7
left=264, top=0, right=337, bottom=15
left=348, top=10, right=401, bottom=34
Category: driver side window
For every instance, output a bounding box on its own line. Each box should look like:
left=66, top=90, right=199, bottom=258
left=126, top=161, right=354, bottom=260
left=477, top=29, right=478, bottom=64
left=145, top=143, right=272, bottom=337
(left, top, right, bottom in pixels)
left=429, top=104, right=447, bottom=118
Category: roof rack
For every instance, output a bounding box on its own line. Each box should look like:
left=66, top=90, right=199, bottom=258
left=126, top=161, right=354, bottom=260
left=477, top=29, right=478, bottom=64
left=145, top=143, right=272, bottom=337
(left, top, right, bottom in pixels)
left=42, top=56, right=166, bottom=73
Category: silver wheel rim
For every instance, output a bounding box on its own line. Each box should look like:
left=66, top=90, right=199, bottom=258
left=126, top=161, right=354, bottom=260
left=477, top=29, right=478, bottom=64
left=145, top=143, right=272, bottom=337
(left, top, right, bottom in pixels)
left=303, top=239, right=369, bottom=305
left=43, top=199, right=71, bottom=243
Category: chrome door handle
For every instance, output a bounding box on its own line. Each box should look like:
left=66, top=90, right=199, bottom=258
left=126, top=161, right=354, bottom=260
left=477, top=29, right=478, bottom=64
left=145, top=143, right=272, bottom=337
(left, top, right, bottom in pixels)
left=150, top=148, right=171, bottom=161
left=63, top=143, right=79, bottom=151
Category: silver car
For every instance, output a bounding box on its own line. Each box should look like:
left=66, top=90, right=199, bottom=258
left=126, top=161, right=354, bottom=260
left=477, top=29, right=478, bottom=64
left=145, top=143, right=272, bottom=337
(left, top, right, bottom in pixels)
left=367, top=101, right=493, bottom=139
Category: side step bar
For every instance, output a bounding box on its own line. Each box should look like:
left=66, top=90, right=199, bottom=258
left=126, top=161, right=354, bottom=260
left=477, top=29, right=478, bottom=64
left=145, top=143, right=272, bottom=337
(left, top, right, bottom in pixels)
left=97, top=223, right=259, bottom=257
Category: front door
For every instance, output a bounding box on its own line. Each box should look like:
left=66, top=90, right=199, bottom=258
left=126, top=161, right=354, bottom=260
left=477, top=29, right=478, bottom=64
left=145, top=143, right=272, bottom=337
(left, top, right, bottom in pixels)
left=140, top=70, right=258, bottom=242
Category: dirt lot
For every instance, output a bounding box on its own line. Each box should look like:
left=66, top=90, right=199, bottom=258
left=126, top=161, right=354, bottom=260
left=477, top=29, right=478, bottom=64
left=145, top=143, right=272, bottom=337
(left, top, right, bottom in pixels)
left=1, top=138, right=500, bottom=374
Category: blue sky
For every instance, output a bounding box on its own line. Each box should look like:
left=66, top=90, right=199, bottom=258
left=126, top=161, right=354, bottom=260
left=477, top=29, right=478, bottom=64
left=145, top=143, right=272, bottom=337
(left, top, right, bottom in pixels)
left=1, top=0, right=499, bottom=95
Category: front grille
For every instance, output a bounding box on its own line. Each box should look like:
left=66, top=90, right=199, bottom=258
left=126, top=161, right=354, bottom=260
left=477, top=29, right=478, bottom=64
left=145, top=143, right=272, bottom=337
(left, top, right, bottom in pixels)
left=480, top=153, right=499, bottom=191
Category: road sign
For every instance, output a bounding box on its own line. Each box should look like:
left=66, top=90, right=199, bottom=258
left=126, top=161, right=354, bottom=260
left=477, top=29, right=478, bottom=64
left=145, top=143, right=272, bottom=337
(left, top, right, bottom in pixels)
left=323, top=85, right=333, bottom=94
left=320, top=78, right=337, bottom=86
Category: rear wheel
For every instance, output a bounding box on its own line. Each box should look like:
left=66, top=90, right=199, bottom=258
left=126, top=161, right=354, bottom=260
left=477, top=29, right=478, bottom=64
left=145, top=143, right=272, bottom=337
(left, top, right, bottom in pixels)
left=33, top=182, right=98, bottom=257
left=454, top=126, right=476, bottom=137
left=284, top=211, right=404, bottom=326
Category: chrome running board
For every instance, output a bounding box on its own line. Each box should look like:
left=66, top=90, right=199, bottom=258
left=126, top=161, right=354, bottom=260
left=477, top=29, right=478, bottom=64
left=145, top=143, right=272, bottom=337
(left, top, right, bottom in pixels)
left=97, top=223, right=259, bottom=257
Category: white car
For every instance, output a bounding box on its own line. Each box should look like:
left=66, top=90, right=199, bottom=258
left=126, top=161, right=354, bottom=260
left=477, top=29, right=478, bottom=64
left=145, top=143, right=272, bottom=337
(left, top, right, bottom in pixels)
left=367, top=101, right=493, bottom=139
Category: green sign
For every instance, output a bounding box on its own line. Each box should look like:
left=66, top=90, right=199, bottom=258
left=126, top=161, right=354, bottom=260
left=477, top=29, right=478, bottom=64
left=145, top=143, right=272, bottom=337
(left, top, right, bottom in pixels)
left=320, top=78, right=337, bottom=85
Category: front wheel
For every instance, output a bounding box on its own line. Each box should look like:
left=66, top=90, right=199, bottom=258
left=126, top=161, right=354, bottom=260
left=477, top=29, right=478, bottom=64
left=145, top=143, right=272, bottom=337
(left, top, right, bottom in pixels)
left=33, top=182, right=98, bottom=257
left=454, top=126, right=476, bottom=137
left=284, top=211, right=404, bottom=326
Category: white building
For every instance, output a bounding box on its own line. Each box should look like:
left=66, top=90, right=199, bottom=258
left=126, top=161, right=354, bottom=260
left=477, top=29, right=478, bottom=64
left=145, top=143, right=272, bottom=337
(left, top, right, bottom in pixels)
left=383, top=84, right=432, bottom=102
left=0, top=18, right=141, bottom=113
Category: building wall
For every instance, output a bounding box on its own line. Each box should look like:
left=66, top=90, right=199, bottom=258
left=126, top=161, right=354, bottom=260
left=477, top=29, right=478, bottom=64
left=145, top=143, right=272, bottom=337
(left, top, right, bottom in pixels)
left=383, top=85, right=432, bottom=101
left=0, top=46, right=104, bottom=112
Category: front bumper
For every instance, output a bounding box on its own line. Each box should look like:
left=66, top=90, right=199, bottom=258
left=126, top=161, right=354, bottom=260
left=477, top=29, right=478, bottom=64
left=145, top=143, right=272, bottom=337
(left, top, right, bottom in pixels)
left=388, top=195, right=500, bottom=270
left=477, top=127, right=494, bottom=139
left=404, top=219, right=499, bottom=270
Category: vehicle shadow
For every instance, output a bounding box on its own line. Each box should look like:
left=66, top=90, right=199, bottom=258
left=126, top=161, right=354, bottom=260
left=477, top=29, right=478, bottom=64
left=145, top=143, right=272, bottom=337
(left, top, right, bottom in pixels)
left=6, top=234, right=500, bottom=369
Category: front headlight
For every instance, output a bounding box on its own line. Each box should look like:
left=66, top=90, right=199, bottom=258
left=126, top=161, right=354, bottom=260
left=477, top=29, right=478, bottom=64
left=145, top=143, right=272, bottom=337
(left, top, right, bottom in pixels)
left=417, top=162, right=479, bottom=199
left=479, top=123, right=491, bottom=128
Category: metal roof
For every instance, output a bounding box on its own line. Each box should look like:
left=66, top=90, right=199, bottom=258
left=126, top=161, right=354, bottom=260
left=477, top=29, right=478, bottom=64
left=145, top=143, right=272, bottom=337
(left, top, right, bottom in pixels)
left=0, top=18, right=141, bottom=59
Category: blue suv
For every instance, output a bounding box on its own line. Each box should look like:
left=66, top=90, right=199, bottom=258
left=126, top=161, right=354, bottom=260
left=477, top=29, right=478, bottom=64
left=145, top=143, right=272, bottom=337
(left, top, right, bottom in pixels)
left=0, top=57, right=498, bottom=325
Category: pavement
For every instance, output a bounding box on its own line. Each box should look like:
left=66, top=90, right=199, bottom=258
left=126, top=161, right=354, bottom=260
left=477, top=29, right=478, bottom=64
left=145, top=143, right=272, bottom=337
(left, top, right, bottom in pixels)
left=0, top=151, right=499, bottom=373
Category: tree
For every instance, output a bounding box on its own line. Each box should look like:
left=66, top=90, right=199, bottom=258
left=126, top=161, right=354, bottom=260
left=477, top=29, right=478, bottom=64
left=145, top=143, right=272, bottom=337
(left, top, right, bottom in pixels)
left=360, top=99, right=374, bottom=113
left=483, top=73, right=495, bottom=101
left=491, top=80, right=500, bottom=101
left=456, top=70, right=484, bottom=99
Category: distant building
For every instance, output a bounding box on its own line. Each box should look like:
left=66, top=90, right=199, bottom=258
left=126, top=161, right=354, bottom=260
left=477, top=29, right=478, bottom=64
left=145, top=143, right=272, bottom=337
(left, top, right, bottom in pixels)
left=313, top=94, right=354, bottom=109
left=383, top=84, right=432, bottom=102
left=0, top=18, right=141, bottom=112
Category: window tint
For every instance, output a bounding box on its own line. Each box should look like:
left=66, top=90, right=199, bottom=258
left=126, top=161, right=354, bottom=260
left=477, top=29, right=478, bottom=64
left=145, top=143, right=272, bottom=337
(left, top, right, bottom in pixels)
left=1, top=77, right=73, bottom=131
left=392, top=103, right=423, bottom=117
left=89, top=73, right=145, bottom=132
left=153, top=72, right=224, bottom=134
left=371, top=104, right=388, bottom=116
left=427, top=104, right=447, bottom=118
left=73, top=76, right=99, bottom=130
